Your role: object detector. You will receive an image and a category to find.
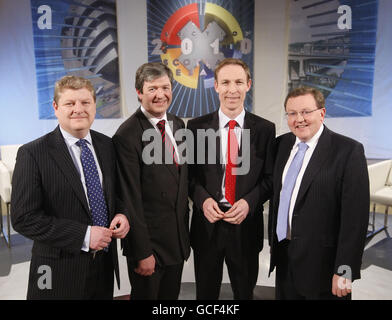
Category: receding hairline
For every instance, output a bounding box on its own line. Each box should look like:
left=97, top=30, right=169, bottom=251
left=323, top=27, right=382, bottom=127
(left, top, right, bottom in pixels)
left=214, top=58, right=251, bottom=82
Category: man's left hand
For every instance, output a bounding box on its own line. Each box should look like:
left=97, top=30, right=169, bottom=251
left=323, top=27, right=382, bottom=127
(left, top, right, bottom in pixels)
left=110, top=213, right=130, bottom=239
left=332, top=274, right=352, bottom=297
left=223, top=199, right=249, bottom=225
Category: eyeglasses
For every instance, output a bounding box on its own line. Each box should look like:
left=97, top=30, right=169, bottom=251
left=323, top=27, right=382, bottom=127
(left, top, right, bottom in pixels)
left=285, top=108, right=321, bottom=119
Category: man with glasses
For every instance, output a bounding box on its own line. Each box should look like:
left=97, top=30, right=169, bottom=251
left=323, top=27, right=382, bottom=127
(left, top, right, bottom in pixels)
left=268, top=87, right=369, bottom=300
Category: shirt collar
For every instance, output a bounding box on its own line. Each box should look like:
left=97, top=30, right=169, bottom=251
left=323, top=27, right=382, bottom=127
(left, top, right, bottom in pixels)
left=140, top=106, right=167, bottom=126
left=218, top=108, right=245, bottom=129
left=59, top=126, right=92, bottom=147
left=294, top=124, right=324, bottom=150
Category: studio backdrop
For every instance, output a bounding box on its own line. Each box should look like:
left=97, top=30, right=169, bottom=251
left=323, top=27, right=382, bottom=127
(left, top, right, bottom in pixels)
left=0, top=0, right=391, bottom=158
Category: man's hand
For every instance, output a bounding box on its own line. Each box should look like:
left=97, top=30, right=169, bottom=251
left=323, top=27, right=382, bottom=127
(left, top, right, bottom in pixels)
left=223, top=199, right=249, bottom=225
left=90, top=226, right=113, bottom=251
left=134, top=254, right=156, bottom=276
left=332, top=274, right=352, bottom=297
left=110, top=213, right=130, bottom=239
left=202, top=197, right=225, bottom=223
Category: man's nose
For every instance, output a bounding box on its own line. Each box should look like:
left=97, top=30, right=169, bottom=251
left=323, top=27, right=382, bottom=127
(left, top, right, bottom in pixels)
left=73, top=101, right=83, bottom=112
left=228, top=83, right=237, bottom=92
left=156, top=88, right=165, bottom=97
left=295, top=112, right=305, bottom=121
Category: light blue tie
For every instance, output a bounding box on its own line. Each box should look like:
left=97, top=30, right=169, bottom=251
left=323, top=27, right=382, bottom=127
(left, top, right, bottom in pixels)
left=76, top=139, right=109, bottom=229
left=276, top=142, right=309, bottom=242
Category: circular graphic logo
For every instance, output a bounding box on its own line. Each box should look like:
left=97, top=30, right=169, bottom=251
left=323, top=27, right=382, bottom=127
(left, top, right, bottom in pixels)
left=148, top=1, right=254, bottom=117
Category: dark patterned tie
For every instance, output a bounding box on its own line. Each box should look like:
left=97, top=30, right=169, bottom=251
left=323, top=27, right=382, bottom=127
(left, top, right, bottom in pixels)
left=156, top=119, right=178, bottom=167
left=76, top=139, right=109, bottom=229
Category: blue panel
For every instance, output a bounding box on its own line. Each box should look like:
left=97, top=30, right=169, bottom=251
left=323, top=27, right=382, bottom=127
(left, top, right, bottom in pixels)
left=30, top=0, right=122, bottom=119
left=288, top=0, right=378, bottom=117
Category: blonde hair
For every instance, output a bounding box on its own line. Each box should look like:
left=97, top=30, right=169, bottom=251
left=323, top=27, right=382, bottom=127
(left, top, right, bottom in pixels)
left=54, top=75, right=96, bottom=104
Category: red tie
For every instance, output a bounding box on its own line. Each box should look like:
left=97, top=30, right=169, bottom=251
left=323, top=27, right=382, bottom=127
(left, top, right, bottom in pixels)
left=156, top=119, right=178, bottom=167
left=225, top=120, right=238, bottom=205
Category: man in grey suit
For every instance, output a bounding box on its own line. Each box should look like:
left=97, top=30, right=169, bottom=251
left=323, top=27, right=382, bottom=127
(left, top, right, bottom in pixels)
left=11, top=76, right=130, bottom=299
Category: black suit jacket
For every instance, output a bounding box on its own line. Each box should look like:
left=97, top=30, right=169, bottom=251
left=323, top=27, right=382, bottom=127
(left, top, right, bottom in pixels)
left=188, top=110, right=275, bottom=255
left=112, top=108, right=190, bottom=267
left=269, top=126, right=369, bottom=296
left=11, top=126, right=125, bottom=299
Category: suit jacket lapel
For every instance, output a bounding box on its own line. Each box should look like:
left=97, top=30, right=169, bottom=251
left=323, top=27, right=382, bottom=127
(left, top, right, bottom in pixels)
left=275, top=134, right=296, bottom=197
left=166, top=113, right=180, bottom=181
left=48, top=126, right=90, bottom=217
left=235, top=111, right=255, bottom=200
left=295, top=126, right=332, bottom=207
left=209, top=111, right=223, bottom=177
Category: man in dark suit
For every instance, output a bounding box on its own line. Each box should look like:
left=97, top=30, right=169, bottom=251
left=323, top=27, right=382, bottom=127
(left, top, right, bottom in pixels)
left=188, top=58, right=275, bottom=299
left=11, top=76, right=130, bottom=300
left=112, top=62, right=190, bottom=300
left=269, top=87, right=369, bottom=300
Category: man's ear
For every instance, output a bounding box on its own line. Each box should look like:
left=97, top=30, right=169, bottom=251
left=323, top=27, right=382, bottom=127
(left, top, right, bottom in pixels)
left=246, top=79, right=252, bottom=92
left=319, top=107, right=326, bottom=121
left=52, top=100, right=58, bottom=111
left=136, top=89, right=143, bottom=102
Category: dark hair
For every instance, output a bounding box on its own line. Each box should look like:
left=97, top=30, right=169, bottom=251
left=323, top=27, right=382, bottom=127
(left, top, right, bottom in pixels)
left=135, top=62, right=173, bottom=94
left=54, top=75, right=95, bottom=104
left=214, top=58, right=251, bottom=82
left=284, top=87, right=325, bottom=110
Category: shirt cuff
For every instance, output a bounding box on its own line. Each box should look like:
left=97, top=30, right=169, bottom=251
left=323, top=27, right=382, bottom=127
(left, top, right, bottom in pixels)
left=81, top=225, right=91, bottom=252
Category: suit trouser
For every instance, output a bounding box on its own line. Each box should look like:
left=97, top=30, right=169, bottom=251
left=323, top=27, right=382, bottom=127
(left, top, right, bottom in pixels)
left=127, top=258, right=184, bottom=300
left=194, top=220, right=259, bottom=300
left=275, top=240, right=351, bottom=300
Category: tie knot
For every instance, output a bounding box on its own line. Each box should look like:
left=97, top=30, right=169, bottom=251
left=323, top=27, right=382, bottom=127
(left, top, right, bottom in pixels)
left=157, top=119, right=165, bottom=131
left=76, top=139, right=88, bottom=149
left=157, top=120, right=165, bottom=133
left=228, top=120, right=237, bottom=130
left=298, top=142, right=308, bottom=152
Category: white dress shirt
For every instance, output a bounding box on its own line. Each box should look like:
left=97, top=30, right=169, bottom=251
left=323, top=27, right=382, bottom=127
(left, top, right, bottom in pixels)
left=218, top=108, right=245, bottom=206
left=60, top=126, right=104, bottom=252
left=281, top=124, right=324, bottom=238
left=141, top=106, right=180, bottom=161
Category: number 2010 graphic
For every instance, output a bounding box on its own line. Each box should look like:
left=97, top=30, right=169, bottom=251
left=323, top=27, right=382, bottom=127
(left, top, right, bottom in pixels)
left=147, top=1, right=254, bottom=118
